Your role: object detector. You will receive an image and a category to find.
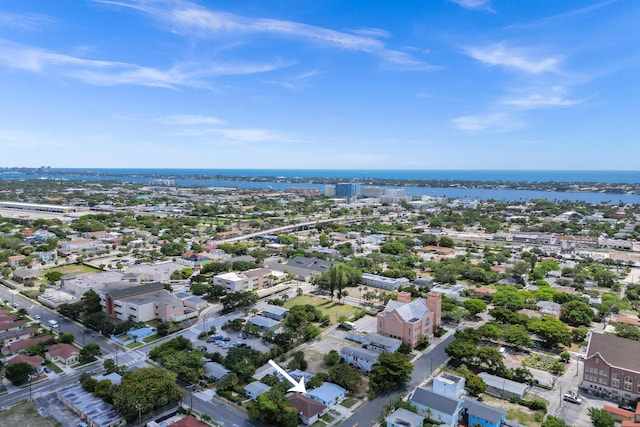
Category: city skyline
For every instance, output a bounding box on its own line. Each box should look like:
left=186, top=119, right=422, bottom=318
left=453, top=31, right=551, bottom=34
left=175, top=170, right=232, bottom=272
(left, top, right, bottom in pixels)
left=1, top=0, right=639, bottom=170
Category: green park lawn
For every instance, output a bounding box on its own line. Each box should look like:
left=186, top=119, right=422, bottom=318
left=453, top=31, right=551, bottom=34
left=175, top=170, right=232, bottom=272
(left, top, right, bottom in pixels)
left=45, top=263, right=102, bottom=276
left=283, top=295, right=359, bottom=324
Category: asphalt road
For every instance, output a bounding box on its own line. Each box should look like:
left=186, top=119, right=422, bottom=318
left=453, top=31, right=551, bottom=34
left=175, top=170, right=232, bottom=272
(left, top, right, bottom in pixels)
left=186, top=393, right=262, bottom=427
left=339, top=333, right=455, bottom=427
left=0, top=284, right=117, bottom=355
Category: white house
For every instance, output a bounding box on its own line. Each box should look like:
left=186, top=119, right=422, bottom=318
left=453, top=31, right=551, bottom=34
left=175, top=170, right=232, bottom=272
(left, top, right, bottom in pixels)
left=409, top=386, right=463, bottom=427
left=306, top=382, right=346, bottom=408
left=340, top=345, right=380, bottom=372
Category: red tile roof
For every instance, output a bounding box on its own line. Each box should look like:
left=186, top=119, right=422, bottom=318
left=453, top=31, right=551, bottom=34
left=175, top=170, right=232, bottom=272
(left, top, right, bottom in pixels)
left=288, top=394, right=327, bottom=419
left=4, top=335, right=52, bottom=354
left=8, top=353, right=44, bottom=368
left=47, top=343, right=79, bottom=360
left=170, top=415, right=210, bottom=427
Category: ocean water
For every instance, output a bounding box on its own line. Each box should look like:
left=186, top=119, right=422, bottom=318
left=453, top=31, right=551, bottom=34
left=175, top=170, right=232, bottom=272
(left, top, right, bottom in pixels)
left=48, top=168, right=640, bottom=183
left=1, top=168, right=639, bottom=203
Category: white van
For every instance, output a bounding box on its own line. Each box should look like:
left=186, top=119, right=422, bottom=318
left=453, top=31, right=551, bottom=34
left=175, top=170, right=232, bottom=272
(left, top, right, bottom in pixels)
left=48, top=319, right=59, bottom=328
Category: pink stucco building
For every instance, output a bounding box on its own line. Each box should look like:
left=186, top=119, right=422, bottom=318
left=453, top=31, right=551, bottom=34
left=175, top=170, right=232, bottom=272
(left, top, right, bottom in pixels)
left=377, top=291, right=442, bottom=348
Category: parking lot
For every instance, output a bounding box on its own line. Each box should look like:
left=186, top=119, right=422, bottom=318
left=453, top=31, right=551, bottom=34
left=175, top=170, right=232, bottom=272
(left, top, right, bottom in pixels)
left=196, top=330, right=272, bottom=355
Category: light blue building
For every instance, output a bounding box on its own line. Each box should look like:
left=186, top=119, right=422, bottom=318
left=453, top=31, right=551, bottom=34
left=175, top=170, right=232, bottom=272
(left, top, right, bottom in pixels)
left=462, top=399, right=505, bottom=427
left=307, top=382, right=346, bottom=407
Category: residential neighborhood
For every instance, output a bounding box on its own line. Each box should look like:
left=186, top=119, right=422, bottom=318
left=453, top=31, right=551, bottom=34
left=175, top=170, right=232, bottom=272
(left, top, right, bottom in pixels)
left=0, top=176, right=640, bottom=427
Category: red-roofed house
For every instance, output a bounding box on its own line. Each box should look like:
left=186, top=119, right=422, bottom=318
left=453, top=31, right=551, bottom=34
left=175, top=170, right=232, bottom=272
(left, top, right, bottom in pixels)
left=0, top=319, right=26, bottom=333
left=46, top=343, right=79, bottom=365
left=2, top=335, right=52, bottom=355
left=8, top=353, right=45, bottom=373
left=288, top=394, right=327, bottom=425
left=8, top=255, right=26, bottom=267
left=170, top=415, right=210, bottom=427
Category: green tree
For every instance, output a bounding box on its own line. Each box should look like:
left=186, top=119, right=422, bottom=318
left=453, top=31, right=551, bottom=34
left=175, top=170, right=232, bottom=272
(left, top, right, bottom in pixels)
left=587, top=407, right=615, bottom=427
left=560, top=300, right=594, bottom=327
left=113, top=367, right=185, bottom=421
left=323, top=350, right=340, bottom=366
left=248, top=389, right=298, bottom=427
left=328, top=363, right=363, bottom=393
left=438, top=236, right=455, bottom=248
left=162, top=350, right=205, bottom=384
left=463, top=298, right=487, bottom=316
left=465, top=372, right=486, bottom=396
left=502, top=324, right=533, bottom=349
left=370, top=352, right=413, bottom=394
left=58, top=333, right=75, bottom=344
left=216, top=372, right=238, bottom=392
left=44, top=270, right=63, bottom=284
left=528, top=316, right=571, bottom=348
left=572, top=325, right=590, bottom=343
left=81, top=289, right=102, bottom=314
left=5, top=362, right=36, bottom=385
left=492, top=288, right=525, bottom=311
left=160, top=241, right=186, bottom=256
left=541, top=416, right=570, bottom=427
left=156, top=322, right=170, bottom=337
left=79, top=342, right=101, bottom=363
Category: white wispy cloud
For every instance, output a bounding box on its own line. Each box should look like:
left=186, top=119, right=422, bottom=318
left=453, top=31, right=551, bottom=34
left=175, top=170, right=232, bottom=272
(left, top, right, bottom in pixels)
left=0, top=12, right=55, bottom=31
left=157, top=114, right=226, bottom=125
left=452, top=112, right=524, bottom=132
left=0, top=39, right=289, bottom=88
left=501, top=86, right=588, bottom=109
left=266, top=70, right=322, bottom=90
left=168, top=126, right=298, bottom=144
left=450, top=0, right=494, bottom=13
left=0, top=128, right=65, bottom=148
left=96, top=0, right=435, bottom=70
left=464, top=42, right=562, bottom=74
left=508, top=0, right=619, bottom=29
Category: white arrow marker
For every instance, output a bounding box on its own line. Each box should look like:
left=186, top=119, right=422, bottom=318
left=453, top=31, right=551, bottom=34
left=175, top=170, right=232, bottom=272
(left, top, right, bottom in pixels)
left=268, top=359, right=307, bottom=394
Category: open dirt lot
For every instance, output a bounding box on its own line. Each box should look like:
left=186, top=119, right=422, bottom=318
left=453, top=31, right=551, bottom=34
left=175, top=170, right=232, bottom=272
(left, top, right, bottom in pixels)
left=0, top=401, right=60, bottom=427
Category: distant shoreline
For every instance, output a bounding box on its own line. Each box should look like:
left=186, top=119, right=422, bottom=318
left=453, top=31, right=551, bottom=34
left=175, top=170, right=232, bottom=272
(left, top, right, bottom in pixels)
left=1, top=167, right=639, bottom=195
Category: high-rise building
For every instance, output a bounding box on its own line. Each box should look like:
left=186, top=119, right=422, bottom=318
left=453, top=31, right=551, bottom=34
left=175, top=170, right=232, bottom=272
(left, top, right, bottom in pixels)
left=335, top=182, right=361, bottom=200
left=361, top=186, right=385, bottom=198
left=324, top=184, right=336, bottom=197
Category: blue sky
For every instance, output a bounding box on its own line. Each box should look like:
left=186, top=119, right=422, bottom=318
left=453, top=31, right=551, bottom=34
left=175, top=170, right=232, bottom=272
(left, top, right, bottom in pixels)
left=1, top=0, right=639, bottom=170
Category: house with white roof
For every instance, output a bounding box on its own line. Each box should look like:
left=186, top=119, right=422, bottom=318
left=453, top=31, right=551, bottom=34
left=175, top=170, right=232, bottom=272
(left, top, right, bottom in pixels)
left=306, top=382, right=346, bottom=408
left=340, top=345, right=380, bottom=372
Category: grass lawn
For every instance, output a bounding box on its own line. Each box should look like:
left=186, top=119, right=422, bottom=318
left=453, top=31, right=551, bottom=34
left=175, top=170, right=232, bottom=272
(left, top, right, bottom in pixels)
left=311, top=421, right=328, bottom=427
left=506, top=408, right=542, bottom=426
left=45, top=263, right=102, bottom=276
left=126, top=341, right=143, bottom=349
left=0, top=401, right=60, bottom=427
left=45, top=361, right=64, bottom=374
left=283, top=295, right=360, bottom=323
left=142, top=334, right=161, bottom=343
left=340, top=397, right=358, bottom=408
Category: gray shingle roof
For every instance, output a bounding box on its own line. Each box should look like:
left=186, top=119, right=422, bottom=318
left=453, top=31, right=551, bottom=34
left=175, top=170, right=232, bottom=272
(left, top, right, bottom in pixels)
left=383, top=298, right=428, bottom=323
left=462, top=399, right=505, bottom=423
left=478, top=372, right=528, bottom=397
left=365, top=333, right=402, bottom=348
left=104, top=281, right=164, bottom=299
left=410, top=387, right=461, bottom=416
left=340, top=345, right=380, bottom=363
left=385, top=408, right=425, bottom=427
left=586, top=332, right=640, bottom=373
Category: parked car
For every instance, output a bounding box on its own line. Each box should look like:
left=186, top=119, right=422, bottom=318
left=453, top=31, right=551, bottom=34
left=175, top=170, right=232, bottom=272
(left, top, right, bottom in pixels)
left=44, top=367, right=52, bottom=373
left=34, top=315, right=41, bottom=320
left=563, top=393, right=582, bottom=404
left=222, top=337, right=231, bottom=341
